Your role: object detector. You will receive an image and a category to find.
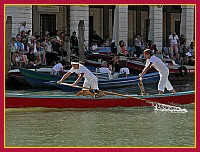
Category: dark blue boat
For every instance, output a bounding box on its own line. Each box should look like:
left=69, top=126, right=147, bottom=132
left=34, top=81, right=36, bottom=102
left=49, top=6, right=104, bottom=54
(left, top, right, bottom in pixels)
left=20, top=68, right=160, bottom=91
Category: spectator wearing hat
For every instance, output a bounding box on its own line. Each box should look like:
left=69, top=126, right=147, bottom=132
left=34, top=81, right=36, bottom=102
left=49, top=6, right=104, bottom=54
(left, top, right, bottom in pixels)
left=139, top=49, right=176, bottom=94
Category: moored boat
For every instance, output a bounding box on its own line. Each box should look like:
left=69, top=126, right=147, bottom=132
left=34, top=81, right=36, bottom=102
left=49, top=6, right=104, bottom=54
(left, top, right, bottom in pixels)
left=19, top=68, right=160, bottom=90
left=127, top=58, right=195, bottom=76
left=5, top=90, right=195, bottom=108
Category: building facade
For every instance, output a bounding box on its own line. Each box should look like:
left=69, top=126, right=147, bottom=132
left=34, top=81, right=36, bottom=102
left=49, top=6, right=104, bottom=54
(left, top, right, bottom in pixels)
left=5, top=5, right=195, bottom=51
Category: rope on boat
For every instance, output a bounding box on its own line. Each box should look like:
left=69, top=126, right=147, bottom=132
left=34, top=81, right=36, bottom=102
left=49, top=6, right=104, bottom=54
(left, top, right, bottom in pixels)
left=60, top=82, right=188, bottom=113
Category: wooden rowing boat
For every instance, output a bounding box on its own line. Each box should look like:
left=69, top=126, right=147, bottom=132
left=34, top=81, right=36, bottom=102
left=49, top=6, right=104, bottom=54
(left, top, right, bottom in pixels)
left=127, top=58, right=195, bottom=76
left=19, top=68, right=160, bottom=90
left=5, top=90, right=195, bottom=108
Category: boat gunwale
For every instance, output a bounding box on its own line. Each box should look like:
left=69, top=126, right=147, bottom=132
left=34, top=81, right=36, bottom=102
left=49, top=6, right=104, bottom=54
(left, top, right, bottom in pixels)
left=5, top=90, right=195, bottom=99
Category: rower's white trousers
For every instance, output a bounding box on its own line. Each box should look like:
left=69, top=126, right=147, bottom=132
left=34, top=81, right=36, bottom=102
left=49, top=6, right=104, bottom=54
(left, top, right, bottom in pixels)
left=83, top=77, right=99, bottom=90
left=158, top=71, right=173, bottom=92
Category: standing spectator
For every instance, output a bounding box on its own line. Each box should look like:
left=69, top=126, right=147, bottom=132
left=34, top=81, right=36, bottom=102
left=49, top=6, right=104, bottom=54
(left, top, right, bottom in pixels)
left=60, top=32, right=66, bottom=46
left=179, top=34, right=186, bottom=56
left=90, top=30, right=104, bottom=46
left=180, top=34, right=186, bottom=47
left=19, top=21, right=28, bottom=33
left=70, top=31, right=79, bottom=56
left=169, top=32, right=179, bottom=58
left=134, top=34, right=143, bottom=57
left=110, top=40, right=117, bottom=54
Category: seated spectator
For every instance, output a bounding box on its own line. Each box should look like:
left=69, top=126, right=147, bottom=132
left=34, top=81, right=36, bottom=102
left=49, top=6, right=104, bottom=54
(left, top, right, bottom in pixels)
left=14, top=35, right=26, bottom=54
left=43, top=31, right=50, bottom=43
left=188, top=41, right=195, bottom=57
left=120, top=67, right=130, bottom=77
left=15, top=51, right=28, bottom=67
left=108, top=56, right=120, bottom=73
left=99, top=61, right=112, bottom=74
left=20, top=30, right=28, bottom=51
left=121, top=42, right=128, bottom=56
left=45, top=38, right=58, bottom=66
left=134, top=34, right=143, bottom=57
left=97, top=61, right=113, bottom=80
left=51, top=36, right=62, bottom=55
left=91, top=42, right=99, bottom=53
left=27, top=47, right=41, bottom=66
left=37, top=41, right=46, bottom=65
left=118, top=40, right=128, bottom=56
left=50, top=61, right=65, bottom=75
left=187, top=56, right=195, bottom=66
left=182, top=48, right=192, bottom=65
left=27, top=36, right=36, bottom=52
left=10, top=37, right=17, bottom=65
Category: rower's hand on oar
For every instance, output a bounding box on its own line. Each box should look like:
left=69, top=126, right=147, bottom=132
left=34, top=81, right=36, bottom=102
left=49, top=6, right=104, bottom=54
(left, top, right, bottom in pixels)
left=71, top=83, right=76, bottom=87
left=138, top=73, right=142, bottom=81
left=57, top=80, right=63, bottom=84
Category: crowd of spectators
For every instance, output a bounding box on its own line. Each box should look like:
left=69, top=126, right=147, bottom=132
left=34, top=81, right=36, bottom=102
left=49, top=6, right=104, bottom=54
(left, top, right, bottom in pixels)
left=10, top=22, right=195, bottom=69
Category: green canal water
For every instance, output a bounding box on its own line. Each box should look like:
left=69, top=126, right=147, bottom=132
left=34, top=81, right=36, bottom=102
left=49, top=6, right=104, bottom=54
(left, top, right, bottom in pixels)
left=5, top=78, right=195, bottom=147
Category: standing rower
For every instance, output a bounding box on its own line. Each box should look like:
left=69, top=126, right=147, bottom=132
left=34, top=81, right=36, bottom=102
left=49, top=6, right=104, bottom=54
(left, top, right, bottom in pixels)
left=139, top=49, right=176, bottom=94
left=57, top=59, right=102, bottom=97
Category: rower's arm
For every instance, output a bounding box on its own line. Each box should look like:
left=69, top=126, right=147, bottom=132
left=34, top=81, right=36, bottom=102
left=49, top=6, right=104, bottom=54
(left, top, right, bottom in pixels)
left=72, top=73, right=84, bottom=86
left=57, top=72, right=72, bottom=84
left=140, top=62, right=152, bottom=77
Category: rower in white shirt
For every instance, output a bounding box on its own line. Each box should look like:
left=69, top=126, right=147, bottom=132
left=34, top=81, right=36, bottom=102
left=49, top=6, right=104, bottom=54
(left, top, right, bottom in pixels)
left=139, top=49, right=176, bottom=94
left=57, top=59, right=104, bottom=98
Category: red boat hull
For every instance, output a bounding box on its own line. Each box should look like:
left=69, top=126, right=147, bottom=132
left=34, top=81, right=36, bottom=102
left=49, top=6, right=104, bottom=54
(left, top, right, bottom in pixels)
left=5, top=91, right=195, bottom=108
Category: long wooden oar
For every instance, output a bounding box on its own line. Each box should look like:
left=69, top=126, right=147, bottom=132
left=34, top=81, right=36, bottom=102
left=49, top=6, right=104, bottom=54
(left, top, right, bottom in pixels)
left=59, top=82, right=188, bottom=113
left=138, top=77, right=147, bottom=95
left=60, top=82, right=138, bottom=99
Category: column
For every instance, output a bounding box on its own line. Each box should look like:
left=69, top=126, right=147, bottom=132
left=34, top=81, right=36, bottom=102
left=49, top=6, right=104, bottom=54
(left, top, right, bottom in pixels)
left=112, top=6, right=128, bottom=50
left=148, top=6, right=163, bottom=51
left=5, top=6, right=32, bottom=38
left=70, top=6, right=89, bottom=48
left=180, top=5, right=195, bottom=47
